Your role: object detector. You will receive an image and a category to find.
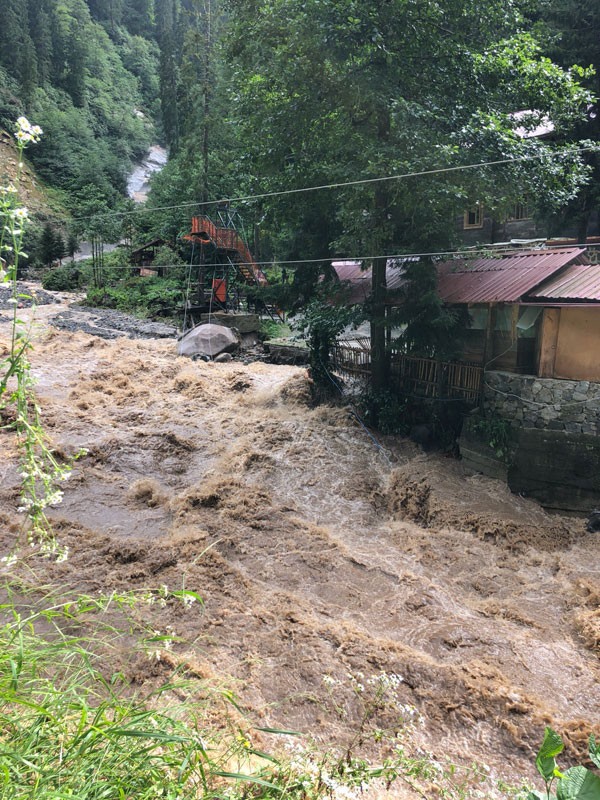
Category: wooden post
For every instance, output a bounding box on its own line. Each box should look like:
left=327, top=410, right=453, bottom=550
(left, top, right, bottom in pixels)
left=482, top=303, right=496, bottom=368
left=537, top=308, right=560, bottom=378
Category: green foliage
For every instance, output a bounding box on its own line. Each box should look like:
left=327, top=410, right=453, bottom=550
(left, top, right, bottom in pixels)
left=470, top=413, right=513, bottom=460
left=1, top=117, right=75, bottom=558
left=0, top=585, right=232, bottom=799
left=529, top=728, right=600, bottom=800
left=0, top=0, right=158, bottom=214
left=85, top=275, right=185, bottom=316
left=42, top=263, right=82, bottom=290
left=258, top=319, right=286, bottom=341
left=391, top=259, right=471, bottom=360
left=296, top=294, right=364, bottom=388
left=358, top=389, right=409, bottom=436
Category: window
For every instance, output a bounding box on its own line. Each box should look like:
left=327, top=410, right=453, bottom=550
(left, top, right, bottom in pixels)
left=508, top=203, right=531, bottom=221
left=464, top=203, right=484, bottom=229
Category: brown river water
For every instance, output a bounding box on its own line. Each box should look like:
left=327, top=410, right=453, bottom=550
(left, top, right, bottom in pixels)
left=0, top=297, right=598, bottom=795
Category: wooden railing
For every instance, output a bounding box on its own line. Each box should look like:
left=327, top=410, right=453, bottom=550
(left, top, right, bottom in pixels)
left=331, top=338, right=483, bottom=404
left=331, top=338, right=372, bottom=379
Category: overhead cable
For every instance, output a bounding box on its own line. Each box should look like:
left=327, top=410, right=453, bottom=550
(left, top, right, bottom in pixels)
left=71, top=144, right=600, bottom=221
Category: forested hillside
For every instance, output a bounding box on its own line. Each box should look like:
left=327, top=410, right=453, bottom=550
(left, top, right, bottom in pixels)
left=1, top=1, right=599, bottom=287
left=0, top=0, right=158, bottom=222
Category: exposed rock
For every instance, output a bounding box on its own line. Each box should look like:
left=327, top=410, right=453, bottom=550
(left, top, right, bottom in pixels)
left=177, top=323, right=240, bottom=358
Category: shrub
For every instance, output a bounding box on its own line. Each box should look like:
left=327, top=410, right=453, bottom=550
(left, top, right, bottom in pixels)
left=42, top=264, right=82, bottom=291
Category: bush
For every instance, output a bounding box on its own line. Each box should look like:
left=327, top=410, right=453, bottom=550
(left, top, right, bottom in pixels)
left=41, top=264, right=82, bottom=291
left=85, top=276, right=185, bottom=317
left=359, top=389, right=410, bottom=435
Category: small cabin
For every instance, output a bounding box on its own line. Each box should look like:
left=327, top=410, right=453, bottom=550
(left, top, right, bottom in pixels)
left=436, top=248, right=600, bottom=382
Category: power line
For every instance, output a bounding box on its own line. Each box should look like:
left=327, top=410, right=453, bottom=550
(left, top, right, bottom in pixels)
left=72, top=144, right=600, bottom=222
left=72, top=239, right=600, bottom=273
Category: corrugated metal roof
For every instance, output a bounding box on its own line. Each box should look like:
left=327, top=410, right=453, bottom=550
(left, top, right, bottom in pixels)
left=437, top=248, right=587, bottom=304
left=332, top=260, right=406, bottom=304
left=529, top=262, right=600, bottom=301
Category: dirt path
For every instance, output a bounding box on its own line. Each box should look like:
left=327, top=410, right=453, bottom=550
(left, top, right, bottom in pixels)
left=0, top=296, right=598, bottom=793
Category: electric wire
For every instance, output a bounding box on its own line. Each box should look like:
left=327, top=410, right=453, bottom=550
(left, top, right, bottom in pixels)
left=71, top=239, right=600, bottom=274
left=316, top=352, right=393, bottom=464
left=73, top=144, right=600, bottom=222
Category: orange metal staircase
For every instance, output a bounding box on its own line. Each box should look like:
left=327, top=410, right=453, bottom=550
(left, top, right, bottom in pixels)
left=186, top=215, right=268, bottom=286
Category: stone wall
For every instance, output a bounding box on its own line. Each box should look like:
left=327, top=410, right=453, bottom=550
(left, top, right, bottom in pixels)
left=459, top=371, right=600, bottom=510
left=483, top=371, right=600, bottom=436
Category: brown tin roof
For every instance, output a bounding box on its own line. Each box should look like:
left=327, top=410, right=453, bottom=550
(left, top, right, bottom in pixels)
left=331, top=260, right=409, bottom=304
left=528, top=262, right=600, bottom=302
left=436, top=248, right=587, bottom=304
left=331, top=248, right=598, bottom=306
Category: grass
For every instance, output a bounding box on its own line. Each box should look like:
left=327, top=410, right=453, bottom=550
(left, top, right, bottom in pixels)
left=0, top=582, right=275, bottom=800
left=0, top=567, right=533, bottom=800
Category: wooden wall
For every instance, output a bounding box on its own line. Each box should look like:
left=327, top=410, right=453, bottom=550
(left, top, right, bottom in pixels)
left=553, top=308, right=600, bottom=381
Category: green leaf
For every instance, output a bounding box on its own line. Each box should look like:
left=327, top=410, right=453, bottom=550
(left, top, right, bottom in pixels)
left=254, top=726, right=303, bottom=736
left=537, top=727, right=565, bottom=782
left=528, top=791, right=555, bottom=800
left=213, top=771, right=283, bottom=791
left=556, top=767, right=600, bottom=800
left=589, top=735, right=600, bottom=770
left=109, top=728, right=191, bottom=742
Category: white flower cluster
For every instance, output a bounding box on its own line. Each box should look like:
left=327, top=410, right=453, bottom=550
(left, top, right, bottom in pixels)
left=15, top=116, right=43, bottom=144
left=17, top=487, right=64, bottom=514
left=148, top=627, right=175, bottom=662
left=366, top=671, right=404, bottom=691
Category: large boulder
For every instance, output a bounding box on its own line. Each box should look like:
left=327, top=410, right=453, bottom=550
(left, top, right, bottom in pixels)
left=177, top=323, right=240, bottom=358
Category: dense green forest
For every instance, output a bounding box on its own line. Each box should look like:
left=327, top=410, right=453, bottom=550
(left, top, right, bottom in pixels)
left=0, top=0, right=599, bottom=325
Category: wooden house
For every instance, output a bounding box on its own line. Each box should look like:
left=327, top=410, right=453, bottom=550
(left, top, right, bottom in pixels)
left=436, top=248, right=600, bottom=381
left=332, top=247, right=600, bottom=383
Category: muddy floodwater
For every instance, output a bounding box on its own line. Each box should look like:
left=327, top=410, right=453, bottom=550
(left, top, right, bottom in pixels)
left=0, top=297, right=599, bottom=793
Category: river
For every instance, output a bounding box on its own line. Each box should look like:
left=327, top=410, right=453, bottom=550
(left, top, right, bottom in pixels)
left=127, top=144, right=168, bottom=203
left=74, top=144, right=168, bottom=260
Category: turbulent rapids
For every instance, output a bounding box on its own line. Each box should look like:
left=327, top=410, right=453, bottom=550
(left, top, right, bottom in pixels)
left=0, top=295, right=599, bottom=791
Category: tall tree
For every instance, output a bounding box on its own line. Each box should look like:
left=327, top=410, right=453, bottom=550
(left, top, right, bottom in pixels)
left=227, top=0, right=592, bottom=390
left=543, top=0, right=600, bottom=241
left=155, top=0, right=181, bottom=150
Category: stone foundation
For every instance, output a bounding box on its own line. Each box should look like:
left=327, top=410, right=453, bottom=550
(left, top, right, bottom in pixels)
left=483, top=371, right=600, bottom=436
left=459, top=372, right=600, bottom=511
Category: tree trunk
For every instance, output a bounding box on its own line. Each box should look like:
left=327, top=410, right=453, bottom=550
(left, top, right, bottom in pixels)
left=370, top=256, right=388, bottom=392
left=369, top=115, right=391, bottom=393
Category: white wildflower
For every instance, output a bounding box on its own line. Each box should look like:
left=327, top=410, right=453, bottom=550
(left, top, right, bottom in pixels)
left=14, top=117, right=42, bottom=144
left=1, top=554, right=17, bottom=568
left=11, top=207, right=28, bottom=222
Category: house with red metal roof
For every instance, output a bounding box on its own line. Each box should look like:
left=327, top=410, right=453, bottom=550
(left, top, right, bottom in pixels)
left=435, top=247, right=600, bottom=381
left=332, top=247, right=600, bottom=382
left=332, top=248, right=600, bottom=510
